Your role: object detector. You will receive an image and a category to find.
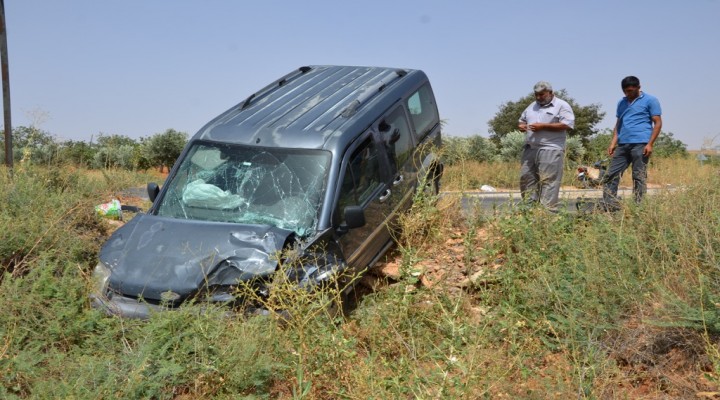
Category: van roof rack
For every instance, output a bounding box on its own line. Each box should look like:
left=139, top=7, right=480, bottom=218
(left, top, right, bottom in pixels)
left=240, top=66, right=313, bottom=110
left=339, top=69, right=407, bottom=118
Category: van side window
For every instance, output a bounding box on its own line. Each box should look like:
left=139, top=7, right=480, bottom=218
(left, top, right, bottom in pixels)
left=338, top=138, right=383, bottom=210
left=379, top=107, right=413, bottom=172
left=406, top=83, right=439, bottom=138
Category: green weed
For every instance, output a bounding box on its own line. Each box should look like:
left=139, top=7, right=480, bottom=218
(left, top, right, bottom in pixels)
left=2, top=163, right=720, bottom=398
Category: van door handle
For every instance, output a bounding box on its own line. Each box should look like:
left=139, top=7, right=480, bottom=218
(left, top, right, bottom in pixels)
left=393, top=174, right=404, bottom=186
left=378, top=189, right=391, bottom=203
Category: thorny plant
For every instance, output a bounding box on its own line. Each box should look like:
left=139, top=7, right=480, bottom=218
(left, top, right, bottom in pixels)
left=230, top=244, right=363, bottom=398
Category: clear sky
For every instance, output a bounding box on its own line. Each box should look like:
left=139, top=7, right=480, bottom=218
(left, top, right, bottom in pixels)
left=4, top=0, right=720, bottom=149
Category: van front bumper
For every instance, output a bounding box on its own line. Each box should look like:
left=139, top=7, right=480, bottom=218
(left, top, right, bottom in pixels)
left=90, top=293, right=165, bottom=319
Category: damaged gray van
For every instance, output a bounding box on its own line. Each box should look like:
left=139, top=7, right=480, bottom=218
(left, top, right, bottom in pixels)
left=91, top=65, right=443, bottom=318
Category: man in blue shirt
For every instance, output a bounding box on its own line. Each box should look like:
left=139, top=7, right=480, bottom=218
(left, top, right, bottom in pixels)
left=602, top=76, right=662, bottom=210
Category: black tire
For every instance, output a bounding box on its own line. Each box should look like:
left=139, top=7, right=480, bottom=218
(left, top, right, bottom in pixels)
left=424, top=164, right=442, bottom=196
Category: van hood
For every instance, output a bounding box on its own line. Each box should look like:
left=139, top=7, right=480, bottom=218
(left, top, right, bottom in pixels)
left=99, top=214, right=293, bottom=302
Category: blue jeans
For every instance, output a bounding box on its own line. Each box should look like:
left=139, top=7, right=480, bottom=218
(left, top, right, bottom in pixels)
left=602, top=143, right=648, bottom=208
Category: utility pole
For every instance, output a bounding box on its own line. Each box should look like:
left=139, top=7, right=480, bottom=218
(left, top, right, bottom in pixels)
left=0, top=0, right=12, bottom=169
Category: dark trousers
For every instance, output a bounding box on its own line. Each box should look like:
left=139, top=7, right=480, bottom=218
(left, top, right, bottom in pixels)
left=602, top=143, right=648, bottom=208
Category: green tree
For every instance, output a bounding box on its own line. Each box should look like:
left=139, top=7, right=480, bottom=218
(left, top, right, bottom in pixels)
left=653, top=131, right=688, bottom=158
left=488, top=89, right=605, bottom=143
left=59, top=140, right=97, bottom=167
left=0, top=126, right=57, bottom=165
left=9, top=125, right=54, bottom=148
left=92, top=134, right=139, bottom=169
left=143, top=129, right=188, bottom=172
left=133, top=143, right=154, bottom=171
left=95, top=133, right=137, bottom=148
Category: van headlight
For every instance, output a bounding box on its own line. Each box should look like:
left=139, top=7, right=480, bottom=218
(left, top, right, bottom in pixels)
left=312, top=264, right=342, bottom=282
left=297, top=262, right=345, bottom=287
left=92, top=261, right=111, bottom=295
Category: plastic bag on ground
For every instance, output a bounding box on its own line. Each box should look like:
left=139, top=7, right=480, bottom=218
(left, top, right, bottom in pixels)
left=480, top=184, right=497, bottom=192
left=95, top=199, right=123, bottom=220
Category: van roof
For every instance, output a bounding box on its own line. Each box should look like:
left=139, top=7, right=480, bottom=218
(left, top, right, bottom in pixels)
left=194, top=65, right=429, bottom=152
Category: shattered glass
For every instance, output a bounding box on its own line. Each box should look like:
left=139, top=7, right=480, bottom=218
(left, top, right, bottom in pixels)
left=156, top=142, right=330, bottom=236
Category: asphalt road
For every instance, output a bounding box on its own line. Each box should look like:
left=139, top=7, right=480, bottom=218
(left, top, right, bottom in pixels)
left=444, top=187, right=672, bottom=213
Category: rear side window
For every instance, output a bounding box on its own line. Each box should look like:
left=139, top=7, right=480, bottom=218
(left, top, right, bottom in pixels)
left=406, top=83, right=439, bottom=138
left=379, top=107, right=413, bottom=172
left=338, top=138, right=383, bottom=209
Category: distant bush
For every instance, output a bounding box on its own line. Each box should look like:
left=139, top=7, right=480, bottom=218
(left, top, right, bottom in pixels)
left=58, top=140, right=97, bottom=167
left=442, top=135, right=497, bottom=165
left=466, top=135, right=498, bottom=163
left=92, top=143, right=137, bottom=170
left=584, top=130, right=612, bottom=162
left=498, top=130, right=525, bottom=161
left=653, top=131, right=688, bottom=158
left=565, top=135, right=586, bottom=163
left=584, top=130, right=688, bottom=162
left=1, top=127, right=188, bottom=172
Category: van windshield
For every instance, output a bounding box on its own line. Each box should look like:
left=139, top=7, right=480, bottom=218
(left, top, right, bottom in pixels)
left=155, top=142, right=330, bottom=236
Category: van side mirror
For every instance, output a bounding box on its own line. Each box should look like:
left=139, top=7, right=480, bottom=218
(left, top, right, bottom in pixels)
left=147, top=183, right=160, bottom=202
left=337, top=206, right=365, bottom=234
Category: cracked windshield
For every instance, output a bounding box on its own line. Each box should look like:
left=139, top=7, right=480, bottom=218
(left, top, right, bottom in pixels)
left=156, top=142, right=330, bottom=236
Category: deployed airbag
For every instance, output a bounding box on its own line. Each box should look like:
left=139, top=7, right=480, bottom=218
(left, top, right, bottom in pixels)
left=182, top=179, right=246, bottom=209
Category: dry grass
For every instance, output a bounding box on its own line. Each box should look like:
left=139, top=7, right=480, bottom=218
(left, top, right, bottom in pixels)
left=441, top=160, right=519, bottom=191
left=3, top=161, right=720, bottom=399
left=648, top=156, right=718, bottom=186
left=441, top=156, right=708, bottom=191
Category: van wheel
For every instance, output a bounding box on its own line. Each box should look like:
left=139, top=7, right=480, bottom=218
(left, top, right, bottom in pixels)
left=422, top=165, right=442, bottom=196
left=323, top=285, right=353, bottom=322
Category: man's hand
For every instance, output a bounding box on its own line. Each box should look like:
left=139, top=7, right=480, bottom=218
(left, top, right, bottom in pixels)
left=643, top=143, right=653, bottom=157
left=607, top=144, right=616, bottom=156
left=526, top=123, right=545, bottom=132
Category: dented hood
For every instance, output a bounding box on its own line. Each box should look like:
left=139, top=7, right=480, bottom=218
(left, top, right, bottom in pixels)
left=99, top=214, right=293, bottom=302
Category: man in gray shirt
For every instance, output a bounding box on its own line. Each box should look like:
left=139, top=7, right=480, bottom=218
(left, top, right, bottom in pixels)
left=517, top=81, right=575, bottom=211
